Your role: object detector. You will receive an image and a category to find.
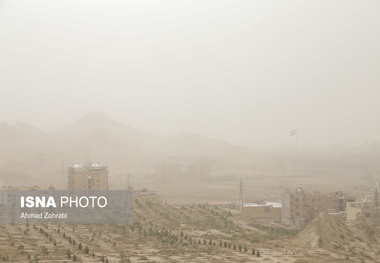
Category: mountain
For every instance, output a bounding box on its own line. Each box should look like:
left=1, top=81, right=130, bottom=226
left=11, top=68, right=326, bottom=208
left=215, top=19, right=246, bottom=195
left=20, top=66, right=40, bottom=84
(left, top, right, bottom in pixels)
left=53, top=112, right=165, bottom=162
left=0, top=111, right=258, bottom=187
left=0, top=122, right=51, bottom=160
left=53, top=112, right=252, bottom=159
left=166, top=132, right=253, bottom=159
left=0, top=121, right=49, bottom=144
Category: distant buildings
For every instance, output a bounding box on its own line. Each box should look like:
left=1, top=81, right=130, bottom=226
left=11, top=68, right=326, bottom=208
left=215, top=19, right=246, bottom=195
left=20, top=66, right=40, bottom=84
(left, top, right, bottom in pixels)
left=0, top=186, right=16, bottom=206
left=185, top=163, right=211, bottom=180
left=154, top=162, right=211, bottom=181
left=133, top=188, right=161, bottom=204
left=346, top=188, right=380, bottom=226
left=154, top=163, right=181, bottom=181
left=67, top=163, right=108, bottom=190
left=282, top=187, right=355, bottom=227
left=242, top=201, right=282, bottom=220
left=0, top=185, right=45, bottom=206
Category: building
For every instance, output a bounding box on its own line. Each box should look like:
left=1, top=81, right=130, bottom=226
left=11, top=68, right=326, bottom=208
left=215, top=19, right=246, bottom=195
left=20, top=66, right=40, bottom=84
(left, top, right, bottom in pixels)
left=185, top=163, right=211, bottom=180
left=242, top=201, right=282, bottom=220
left=133, top=188, right=160, bottom=204
left=154, top=162, right=181, bottom=181
left=346, top=189, right=380, bottom=226
left=0, top=186, right=16, bottom=206
left=154, top=162, right=211, bottom=181
left=67, top=163, right=108, bottom=190
left=0, top=185, right=48, bottom=206
left=282, top=187, right=355, bottom=227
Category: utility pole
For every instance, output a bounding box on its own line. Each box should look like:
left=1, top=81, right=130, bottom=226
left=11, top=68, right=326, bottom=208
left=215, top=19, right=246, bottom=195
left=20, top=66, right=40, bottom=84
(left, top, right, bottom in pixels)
left=375, top=187, right=379, bottom=226
left=62, top=161, right=65, bottom=190
left=239, top=179, right=244, bottom=211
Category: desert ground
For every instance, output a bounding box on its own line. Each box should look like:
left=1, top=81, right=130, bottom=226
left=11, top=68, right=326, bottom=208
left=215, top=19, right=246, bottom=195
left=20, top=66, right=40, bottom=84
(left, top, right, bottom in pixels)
left=1, top=198, right=379, bottom=263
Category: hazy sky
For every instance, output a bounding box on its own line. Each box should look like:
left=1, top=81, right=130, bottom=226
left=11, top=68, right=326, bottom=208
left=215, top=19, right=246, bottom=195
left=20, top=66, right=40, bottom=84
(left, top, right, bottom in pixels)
left=0, top=0, right=379, bottom=149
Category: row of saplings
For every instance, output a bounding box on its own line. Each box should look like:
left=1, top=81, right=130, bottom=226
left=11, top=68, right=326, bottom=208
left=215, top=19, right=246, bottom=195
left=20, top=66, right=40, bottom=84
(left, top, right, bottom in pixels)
left=32, top=225, right=113, bottom=262
left=65, top=249, right=109, bottom=262
left=148, top=227, right=262, bottom=257
left=195, top=237, right=261, bottom=257
left=62, top=229, right=131, bottom=263
left=63, top=232, right=99, bottom=262
left=178, top=230, right=261, bottom=257
left=33, top=225, right=130, bottom=263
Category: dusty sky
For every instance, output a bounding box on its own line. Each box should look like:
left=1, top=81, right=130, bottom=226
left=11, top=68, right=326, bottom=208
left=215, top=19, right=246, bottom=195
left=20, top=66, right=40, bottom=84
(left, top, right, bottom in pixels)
left=0, top=0, right=379, bottom=149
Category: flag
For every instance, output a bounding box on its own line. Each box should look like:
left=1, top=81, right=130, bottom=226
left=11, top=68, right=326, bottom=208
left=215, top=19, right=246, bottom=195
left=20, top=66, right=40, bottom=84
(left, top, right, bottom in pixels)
left=290, top=129, right=297, bottom=136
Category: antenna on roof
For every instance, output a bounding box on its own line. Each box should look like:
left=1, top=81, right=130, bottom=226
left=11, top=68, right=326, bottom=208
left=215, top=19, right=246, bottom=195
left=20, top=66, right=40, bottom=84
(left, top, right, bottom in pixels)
left=84, top=152, right=92, bottom=168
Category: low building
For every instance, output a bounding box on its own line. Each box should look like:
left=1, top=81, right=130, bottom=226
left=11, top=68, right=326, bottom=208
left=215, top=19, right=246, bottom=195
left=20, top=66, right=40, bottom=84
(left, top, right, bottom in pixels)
left=0, top=186, right=16, bottom=206
left=242, top=201, right=282, bottom=220
left=133, top=188, right=160, bottom=204
left=0, top=185, right=51, bottom=206
left=346, top=191, right=380, bottom=226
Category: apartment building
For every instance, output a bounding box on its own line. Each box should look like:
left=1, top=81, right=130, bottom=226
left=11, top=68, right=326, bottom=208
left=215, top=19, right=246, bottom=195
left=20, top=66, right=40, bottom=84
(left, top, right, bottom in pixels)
left=282, top=187, right=355, bottom=227
left=67, top=163, right=108, bottom=190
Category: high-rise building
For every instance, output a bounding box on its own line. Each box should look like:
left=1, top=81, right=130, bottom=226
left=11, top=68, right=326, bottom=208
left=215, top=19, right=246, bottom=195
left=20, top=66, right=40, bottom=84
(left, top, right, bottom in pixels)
left=67, top=163, right=108, bottom=190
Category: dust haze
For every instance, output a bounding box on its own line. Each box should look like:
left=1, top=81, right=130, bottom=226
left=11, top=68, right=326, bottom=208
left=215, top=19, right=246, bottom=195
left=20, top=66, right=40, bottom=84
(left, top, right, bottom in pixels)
left=1, top=1, right=380, bottom=262
left=1, top=0, right=380, bottom=148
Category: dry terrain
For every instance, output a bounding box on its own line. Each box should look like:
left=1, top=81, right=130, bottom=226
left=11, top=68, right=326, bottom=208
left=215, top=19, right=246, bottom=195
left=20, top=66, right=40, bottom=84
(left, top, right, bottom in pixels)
left=1, top=201, right=379, bottom=263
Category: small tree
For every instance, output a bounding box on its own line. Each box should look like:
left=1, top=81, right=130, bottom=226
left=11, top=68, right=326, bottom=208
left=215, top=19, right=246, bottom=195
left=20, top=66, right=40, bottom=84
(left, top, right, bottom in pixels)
left=238, top=244, right=242, bottom=251
left=252, top=248, right=255, bottom=255
left=256, top=250, right=261, bottom=257
left=84, top=246, right=89, bottom=254
left=78, top=243, right=82, bottom=250
left=72, top=254, right=77, bottom=261
left=244, top=246, right=248, bottom=252
left=66, top=249, right=71, bottom=259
